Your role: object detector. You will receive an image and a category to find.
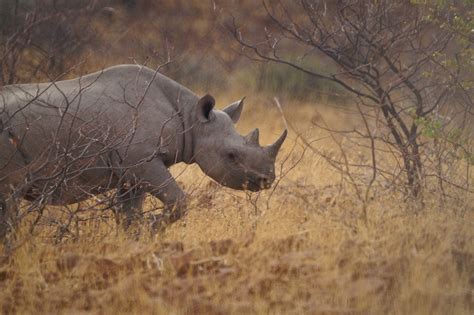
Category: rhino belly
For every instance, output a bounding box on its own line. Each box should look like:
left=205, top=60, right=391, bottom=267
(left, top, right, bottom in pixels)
left=23, top=166, right=120, bottom=205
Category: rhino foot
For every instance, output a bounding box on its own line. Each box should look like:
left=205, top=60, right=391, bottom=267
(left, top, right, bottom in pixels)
left=149, top=207, right=187, bottom=234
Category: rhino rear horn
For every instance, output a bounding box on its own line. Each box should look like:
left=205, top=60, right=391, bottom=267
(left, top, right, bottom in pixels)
left=266, top=129, right=287, bottom=158
left=222, top=97, right=245, bottom=123
left=245, top=128, right=259, bottom=146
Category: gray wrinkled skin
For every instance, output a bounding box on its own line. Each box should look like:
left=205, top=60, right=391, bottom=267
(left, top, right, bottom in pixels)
left=0, top=65, right=286, bottom=235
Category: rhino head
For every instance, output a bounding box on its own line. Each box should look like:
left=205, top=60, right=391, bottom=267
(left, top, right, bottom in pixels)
left=191, top=95, right=287, bottom=191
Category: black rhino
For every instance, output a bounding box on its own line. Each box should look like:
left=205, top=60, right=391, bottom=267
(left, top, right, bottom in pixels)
left=0, top=65, right=286, bottom=237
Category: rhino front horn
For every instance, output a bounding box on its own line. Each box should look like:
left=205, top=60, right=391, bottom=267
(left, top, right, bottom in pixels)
left=245, top=128, right=260, bottom=146
left=267, top=129, right=287, bottom=158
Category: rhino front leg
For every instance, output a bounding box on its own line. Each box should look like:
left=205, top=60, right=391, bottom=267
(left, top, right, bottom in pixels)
left=135, top=159, right=187, bottom=232
left=151, top=182, right=187, bottom=232
left=116, top=185, right=146, bottom=230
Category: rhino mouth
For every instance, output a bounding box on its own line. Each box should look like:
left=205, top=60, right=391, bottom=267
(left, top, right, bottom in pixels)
left=244, top=177, right=272, bottom=191
left=220, top=171, right=273, bottom=192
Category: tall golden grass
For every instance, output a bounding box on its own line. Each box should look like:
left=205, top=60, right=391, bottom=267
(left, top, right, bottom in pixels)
left=0, top=98, right=472, bottom=314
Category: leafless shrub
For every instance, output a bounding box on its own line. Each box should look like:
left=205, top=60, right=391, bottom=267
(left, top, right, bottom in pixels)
left=228, top=0, right=473, bottom=207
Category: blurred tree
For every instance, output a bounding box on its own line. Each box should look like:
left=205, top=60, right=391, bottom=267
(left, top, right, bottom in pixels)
left=0, top=0, right=101, bottom=84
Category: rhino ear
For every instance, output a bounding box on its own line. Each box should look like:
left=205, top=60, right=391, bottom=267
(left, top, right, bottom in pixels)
left=196, top=94, right=216, bottom=123
left=222, top=97, right=245, bottom=123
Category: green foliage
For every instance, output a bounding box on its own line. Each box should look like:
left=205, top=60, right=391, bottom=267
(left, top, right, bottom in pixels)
left=415, top=116, right=443, bottom=138
left=414, top=0, right=474, bottom=92
left=415, top=114, right=473, bottom=165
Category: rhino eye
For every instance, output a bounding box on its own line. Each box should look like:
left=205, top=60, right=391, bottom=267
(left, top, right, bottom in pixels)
left=227, top=152, right=238, bottom=162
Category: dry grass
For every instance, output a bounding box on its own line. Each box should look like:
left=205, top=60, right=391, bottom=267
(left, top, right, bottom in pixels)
left=0, top=99, right=473, bottom=315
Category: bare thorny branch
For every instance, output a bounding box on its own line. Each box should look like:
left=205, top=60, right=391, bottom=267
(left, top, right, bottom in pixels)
left=227, top=0, right=473, bottom=206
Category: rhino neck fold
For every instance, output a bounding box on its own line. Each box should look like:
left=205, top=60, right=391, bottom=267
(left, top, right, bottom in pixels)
left=180, top=109, right=195, bottom=165
left=170, top=93, right=196, bottom=165
left=157, top=79, right=197, bottom=165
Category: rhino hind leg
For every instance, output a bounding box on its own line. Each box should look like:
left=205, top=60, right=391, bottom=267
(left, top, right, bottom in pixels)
left=116, top=184, right=146, bottom=230
left=0, top=196, right=9, bottom=240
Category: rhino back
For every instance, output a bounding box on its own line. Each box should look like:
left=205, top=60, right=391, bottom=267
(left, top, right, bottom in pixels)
left=0, top=65, right=198, bottom=191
